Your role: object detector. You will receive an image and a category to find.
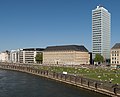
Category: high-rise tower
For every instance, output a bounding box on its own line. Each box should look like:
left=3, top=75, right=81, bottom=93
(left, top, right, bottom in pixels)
left=92, top=5, right=111, bottom=59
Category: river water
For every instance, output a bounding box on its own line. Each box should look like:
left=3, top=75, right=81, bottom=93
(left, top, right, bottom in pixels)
left=0, top=69, right=108, bottom=97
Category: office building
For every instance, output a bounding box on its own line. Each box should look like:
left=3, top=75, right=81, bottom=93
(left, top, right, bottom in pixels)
left=10, top=49, right=20, bottom=63
left=19, top=48, right=44, bottom=63
left=43, top=45, right=90, bottom=65
left=92, top=5, right=111, bottom=60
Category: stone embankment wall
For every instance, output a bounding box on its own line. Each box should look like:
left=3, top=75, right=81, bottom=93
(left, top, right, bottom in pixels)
left=0, top=63, right=120, bottom=97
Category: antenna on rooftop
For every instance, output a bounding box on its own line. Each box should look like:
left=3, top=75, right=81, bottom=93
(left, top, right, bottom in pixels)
left=99, top=4, right=103, bottom=7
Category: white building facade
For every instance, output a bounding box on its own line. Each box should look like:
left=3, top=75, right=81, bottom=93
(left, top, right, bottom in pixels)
left=92, top=5, right=111, bottom=59
left=19, top=48, right=44, bottom=63
left=0, top=51, right=10, bottom=62
left=10, top=49, right=20, bottom=63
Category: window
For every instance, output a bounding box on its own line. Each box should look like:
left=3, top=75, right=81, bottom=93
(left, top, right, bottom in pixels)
left=112, top=51, right=114, bottom=53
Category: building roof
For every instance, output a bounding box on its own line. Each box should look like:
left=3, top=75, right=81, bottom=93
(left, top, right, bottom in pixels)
left=1, top=50, right=10, bottom=54
left=112, top=43, right=120, bottom=49
left=44, top=45, right=89, bottom=52
left=22, top=48, right=44, bottom=51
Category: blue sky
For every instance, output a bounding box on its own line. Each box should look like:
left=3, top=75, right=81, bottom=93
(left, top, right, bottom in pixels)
left=0, top=0, right=120, bottom=51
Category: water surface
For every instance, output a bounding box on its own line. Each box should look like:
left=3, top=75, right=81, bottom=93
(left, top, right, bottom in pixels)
left=0, top=69, right=108, bottom=97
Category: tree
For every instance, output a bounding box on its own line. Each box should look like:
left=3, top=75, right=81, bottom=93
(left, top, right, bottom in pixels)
left=35, top=53, right=43, bottom=64
left=94, top=54, right=104, bottom=64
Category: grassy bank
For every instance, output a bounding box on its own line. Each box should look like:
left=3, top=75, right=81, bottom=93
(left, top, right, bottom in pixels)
left=33, top=65, right=120, bottom=84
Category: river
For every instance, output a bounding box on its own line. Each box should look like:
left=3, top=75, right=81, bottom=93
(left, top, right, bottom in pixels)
left=0, top=69, right=108, bottom=97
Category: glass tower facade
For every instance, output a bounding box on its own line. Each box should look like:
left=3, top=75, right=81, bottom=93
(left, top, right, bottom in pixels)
left=92, top=6, right=111, bottom=59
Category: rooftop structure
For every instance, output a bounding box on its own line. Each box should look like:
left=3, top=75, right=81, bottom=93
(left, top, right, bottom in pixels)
left=111, top=43, right=120, bottom=49
left=22, top=48, right=44, bottom=51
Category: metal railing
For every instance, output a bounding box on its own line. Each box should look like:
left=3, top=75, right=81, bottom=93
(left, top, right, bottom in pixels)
left=0, top=62, right=120, bottom=97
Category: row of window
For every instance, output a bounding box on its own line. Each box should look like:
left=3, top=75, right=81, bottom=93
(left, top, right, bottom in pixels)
left=112, top=61, right=119, bottom=64
left=93, top=37, right=101, bottom=39
left=112, top=54, right=119, bottom=56
left=112, top=57, right=119, bottom=60
left=92, top=15, right=101, bottom=17
left=92, top=26, right=101, bottom=28
left=112, top=51, right=119, bottom=54
left=93, top=12, right=101, bottom=15
left=93, top=35, right=101, bottom=37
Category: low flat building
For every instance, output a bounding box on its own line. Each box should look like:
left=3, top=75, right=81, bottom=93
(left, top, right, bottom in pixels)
left=19, top=48, right=44, bottom=63
left=43, top=45, right=90, bottom=65
left=111, top=43, right=120, bottom=67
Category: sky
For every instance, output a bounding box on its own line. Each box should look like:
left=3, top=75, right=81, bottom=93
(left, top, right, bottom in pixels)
left=0, top=0, right=120, bottom=51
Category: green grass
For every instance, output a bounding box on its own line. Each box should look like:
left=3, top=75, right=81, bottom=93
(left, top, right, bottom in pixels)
left=33, top=65, right=120, bottom=84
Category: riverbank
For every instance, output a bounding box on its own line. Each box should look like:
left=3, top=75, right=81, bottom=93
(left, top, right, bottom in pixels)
left=33, top=65, right=120, bottom=84
left=0, top=63, right=120, bottom=97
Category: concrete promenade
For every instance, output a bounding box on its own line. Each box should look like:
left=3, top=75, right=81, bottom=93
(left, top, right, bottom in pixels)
left=0, top=62, right=120, bottom=97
